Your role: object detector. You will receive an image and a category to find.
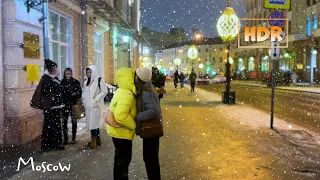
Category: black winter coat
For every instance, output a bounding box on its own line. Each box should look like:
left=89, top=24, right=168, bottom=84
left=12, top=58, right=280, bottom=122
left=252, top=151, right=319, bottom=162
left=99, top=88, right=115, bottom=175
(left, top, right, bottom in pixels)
left=61, top=78, right=82, bottom=108
left=30, top=74, right=63, bottom=110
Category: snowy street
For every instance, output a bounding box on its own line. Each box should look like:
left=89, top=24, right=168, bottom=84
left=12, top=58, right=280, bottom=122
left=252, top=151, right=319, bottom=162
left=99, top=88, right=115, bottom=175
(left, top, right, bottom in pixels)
left=5, top=83, right=320, bottom=179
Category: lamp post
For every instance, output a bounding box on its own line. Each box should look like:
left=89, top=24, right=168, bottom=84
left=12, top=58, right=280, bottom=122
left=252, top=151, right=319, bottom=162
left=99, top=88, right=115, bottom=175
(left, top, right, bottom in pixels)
left=174, top=57, right=181, bottom=70
left=188, top=45, right=198, bottom=69
left=216, top=0, right=239, bottom=104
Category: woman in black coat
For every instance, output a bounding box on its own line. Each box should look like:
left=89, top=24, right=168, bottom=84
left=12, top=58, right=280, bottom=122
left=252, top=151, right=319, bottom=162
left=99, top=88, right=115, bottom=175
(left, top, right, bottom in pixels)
left=30, top=59, right=65, bottom=151
left=61, top=68, right=82, bottom=145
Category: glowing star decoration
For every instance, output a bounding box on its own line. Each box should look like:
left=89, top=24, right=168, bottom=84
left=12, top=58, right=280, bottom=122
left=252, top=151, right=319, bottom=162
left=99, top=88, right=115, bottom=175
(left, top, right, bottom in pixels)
left=188, top=45, right=198, bottom=60
left=216, top=7, right=239, bottom=42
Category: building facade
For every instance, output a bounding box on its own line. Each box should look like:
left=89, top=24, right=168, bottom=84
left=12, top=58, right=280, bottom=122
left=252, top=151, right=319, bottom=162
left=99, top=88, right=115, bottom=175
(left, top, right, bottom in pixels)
left=160, top=38, right=232, bottom=77
left=236, top=0, right=320, bottom=82
left=0, top=0, right=145, bottom=146
left=141, top=27, right=187, bottom=65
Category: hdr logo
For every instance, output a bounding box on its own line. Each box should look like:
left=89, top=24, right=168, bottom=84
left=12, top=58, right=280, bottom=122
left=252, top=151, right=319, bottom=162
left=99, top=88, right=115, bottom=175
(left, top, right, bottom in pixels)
left=238, top=18, right=288, bottom=48
left=244, top=26, right=284, bottom=42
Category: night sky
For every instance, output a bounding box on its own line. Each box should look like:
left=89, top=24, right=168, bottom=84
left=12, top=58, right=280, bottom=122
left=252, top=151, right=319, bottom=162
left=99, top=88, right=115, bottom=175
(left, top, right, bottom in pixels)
left=143, top=0, right=246, bottom=38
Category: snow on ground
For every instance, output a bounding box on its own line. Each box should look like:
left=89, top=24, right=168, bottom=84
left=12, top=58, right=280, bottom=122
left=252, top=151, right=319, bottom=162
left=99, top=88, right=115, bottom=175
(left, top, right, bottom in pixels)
left=190, top=85, right=320, bottom=145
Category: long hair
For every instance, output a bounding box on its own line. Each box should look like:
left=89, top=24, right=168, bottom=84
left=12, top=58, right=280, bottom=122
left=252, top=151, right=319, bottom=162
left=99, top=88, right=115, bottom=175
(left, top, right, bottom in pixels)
left=63, top=68, right=73, bottom=81
left=86, top=67, right=91, bottom=86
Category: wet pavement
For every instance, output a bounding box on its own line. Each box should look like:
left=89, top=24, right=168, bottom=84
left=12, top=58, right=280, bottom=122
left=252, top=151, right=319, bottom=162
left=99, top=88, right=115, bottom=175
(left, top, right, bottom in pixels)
left=3, top=84, right=320, bottom=179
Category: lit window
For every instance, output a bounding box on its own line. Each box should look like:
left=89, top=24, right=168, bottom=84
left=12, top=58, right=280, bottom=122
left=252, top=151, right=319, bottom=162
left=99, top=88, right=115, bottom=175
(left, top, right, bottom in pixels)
left=48, top=11, right=73, bottom=79
left=307, top=17, right=312, bottom=36
left=313, top=15, right=317, bottom=29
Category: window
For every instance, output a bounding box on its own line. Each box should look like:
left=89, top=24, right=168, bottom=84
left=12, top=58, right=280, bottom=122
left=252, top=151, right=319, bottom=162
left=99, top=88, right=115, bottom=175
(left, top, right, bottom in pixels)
left=313, top=15, right=317, bottom=29
left=205, top=48, right=209, bottom=52
left=220, top=57, right=223, bottom=63
left=48, top=11, right=72, bottom=79
left=212, top=57, right=216, bottom=63
left=248, top=59, right=255, bottom=71
left=198, top=49, right=201, bottom=52
left=261, top=58, right=270, bottom=72
left=238, top=60, right=244, bottom=71
left=307, top=0, right=311, bottom=7
left=307, top=17, right=312, bottom=36
left=219, top=48, right=222, bottom=51
left=94, top=31, right=104, bottom=76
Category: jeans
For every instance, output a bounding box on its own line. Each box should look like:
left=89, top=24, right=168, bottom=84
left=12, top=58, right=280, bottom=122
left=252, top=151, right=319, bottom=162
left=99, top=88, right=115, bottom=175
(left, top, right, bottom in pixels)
left=112, top=138, right=132, bottom=180
left=62, top=108, right=77, bottom=142
left=91, top=128, right=100, bottom=138
left=143, top=137, right=161, bottom=180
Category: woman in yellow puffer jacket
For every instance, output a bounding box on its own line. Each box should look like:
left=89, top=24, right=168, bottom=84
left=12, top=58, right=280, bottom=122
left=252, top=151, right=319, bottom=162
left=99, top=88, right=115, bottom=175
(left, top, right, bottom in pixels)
left=106, top=68, right=136, bottom=180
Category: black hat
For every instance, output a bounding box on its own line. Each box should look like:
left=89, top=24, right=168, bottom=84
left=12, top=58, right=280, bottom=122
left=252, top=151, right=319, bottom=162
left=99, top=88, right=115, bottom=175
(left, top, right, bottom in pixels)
left=44, top=59, right=57, bottom=71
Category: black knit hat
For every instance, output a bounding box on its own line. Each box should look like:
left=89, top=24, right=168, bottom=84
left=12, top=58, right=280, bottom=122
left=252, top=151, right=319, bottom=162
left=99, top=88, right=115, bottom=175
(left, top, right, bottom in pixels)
left=44, top=59, right=57, bottom=71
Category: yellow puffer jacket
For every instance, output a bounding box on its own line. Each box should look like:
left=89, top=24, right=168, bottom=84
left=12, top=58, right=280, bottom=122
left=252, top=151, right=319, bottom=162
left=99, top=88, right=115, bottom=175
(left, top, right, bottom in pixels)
left=106, top=68, right=137, bottom=140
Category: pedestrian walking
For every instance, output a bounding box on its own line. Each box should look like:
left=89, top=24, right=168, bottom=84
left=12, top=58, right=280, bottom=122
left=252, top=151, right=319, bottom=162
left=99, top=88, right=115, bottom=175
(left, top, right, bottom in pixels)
left=30, top=59, right=65, bottom=151
left=106, top=68, right=137, bottom=180
left=61, top=68, right=82, bottom=145
left=152, top=67, right=166, bottom=101
left=173, top=70, right=179, bottom=89
left=179, top=72, right=185, bottom=88
left=189, top=69, right=197, bottom=92
left=82, top=65, right=108, bottom=149
left=291, top=71, right=298, bottom=86
left=135, top=67, right=162, bottom=180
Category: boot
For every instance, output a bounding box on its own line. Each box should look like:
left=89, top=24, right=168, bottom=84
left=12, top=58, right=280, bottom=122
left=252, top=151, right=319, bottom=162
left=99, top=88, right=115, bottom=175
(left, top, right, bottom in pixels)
left=96, top=136, right=101, bottom=147
left=63, top=133, right=69, bottom=145
left=88, top=138, right=97, bottom=149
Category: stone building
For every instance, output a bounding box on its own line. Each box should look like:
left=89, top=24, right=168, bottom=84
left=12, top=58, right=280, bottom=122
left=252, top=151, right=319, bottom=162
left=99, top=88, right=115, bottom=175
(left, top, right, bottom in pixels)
left=0, top=0, right=146, bottom=146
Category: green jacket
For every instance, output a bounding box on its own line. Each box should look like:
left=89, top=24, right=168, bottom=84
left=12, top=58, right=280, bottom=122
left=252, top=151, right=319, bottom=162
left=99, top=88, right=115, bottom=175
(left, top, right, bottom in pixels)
left=107, top=68, right=137, bottom=140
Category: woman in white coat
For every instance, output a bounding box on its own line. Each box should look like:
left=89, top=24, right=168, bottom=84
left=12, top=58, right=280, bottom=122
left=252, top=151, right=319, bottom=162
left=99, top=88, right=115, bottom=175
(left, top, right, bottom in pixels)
left=83, top=65, right=108, bottom=149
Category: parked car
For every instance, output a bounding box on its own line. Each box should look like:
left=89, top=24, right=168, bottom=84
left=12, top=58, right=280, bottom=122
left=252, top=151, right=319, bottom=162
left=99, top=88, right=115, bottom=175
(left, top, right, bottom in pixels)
left=212, top=75, right=226, bottom=84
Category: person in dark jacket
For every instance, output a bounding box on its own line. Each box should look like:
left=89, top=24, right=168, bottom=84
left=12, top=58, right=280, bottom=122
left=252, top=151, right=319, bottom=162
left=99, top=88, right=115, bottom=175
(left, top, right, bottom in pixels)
left=189, top=69, right=198, bottom=92
left=173, top=70, right=179, bottom=89
left=135, top=67, right=162, bottom=180
left=61, top=68, right=82, bottom=145
left=152, top=68, right=166, bottom=100
left=30, top=59, right=65, bottom=151
left=179, top=72, right=185, bottom=88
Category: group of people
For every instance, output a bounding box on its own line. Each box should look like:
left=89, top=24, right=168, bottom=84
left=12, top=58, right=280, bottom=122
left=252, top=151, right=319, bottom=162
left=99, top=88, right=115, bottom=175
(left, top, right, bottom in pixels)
left=31, top=60, right=109, bottom=151
left=106, top=67, right=165, bottom=180
left=173, top=68, right=198, bottom=92
left=30, top=59, right=165, bottom=179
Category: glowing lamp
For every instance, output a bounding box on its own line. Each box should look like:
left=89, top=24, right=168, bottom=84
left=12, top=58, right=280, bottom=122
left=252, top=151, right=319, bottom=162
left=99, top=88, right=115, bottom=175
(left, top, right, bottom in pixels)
left=199, top=63, right=204, bottom=69
left=284, top=53, right=289, bottom=57
left=188, top=45, right=198, bottom=60
left=249, top=57, right=254, bottom=61
left=313, top=50, right=318, bottom=55
left=238, top=58, right=243, bottom=63
left=174, top=57, right=181, bottom=66
left=216, top=7, right=239, bottom=42
left=157, top=65, right=162, bottom=69
left=122, top=35, right=129, bottom=43
left=228, top=58, right=234, bottom=64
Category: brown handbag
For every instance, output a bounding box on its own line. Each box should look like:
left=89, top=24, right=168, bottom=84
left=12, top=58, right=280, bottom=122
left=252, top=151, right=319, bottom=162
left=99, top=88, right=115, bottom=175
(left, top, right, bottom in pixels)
left=139, top=95, right=163, bottom=138
left=72, top=99, right=86, bottom=120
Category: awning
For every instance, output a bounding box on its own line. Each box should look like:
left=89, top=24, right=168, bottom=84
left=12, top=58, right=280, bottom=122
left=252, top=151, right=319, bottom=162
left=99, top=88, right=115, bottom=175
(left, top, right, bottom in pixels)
left=87, top=0, right=148, bottom=44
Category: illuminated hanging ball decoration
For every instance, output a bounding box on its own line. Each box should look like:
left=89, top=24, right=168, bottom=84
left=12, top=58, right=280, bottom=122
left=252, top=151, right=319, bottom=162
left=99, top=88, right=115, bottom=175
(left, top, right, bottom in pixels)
left=188, top=45, right=198, bottom=60
left=216, top=7, right=239, bottom=42
left=174, top=57, right=181, bottom=66
left=199, top=63, right=204, bottom=69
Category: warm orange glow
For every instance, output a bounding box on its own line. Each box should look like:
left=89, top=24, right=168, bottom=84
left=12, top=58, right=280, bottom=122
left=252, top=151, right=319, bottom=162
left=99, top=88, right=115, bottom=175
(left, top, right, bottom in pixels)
left=179, top=49, right=183, bottom=53
left=196, top=34, right=201, bottom=39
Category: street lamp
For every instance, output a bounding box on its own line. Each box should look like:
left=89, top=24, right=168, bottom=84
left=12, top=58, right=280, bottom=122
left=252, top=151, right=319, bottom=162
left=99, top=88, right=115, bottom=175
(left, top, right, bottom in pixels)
left=174, top=57, right=181, bottom=70
left=188, top=45, right=198, bottom=68
left=216, top=0, right=239, bottom=104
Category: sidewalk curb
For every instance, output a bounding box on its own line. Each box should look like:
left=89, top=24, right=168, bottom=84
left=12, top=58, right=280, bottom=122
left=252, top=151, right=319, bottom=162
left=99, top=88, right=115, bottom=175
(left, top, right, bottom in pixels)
left=234, top=82, right=320, bottom=95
